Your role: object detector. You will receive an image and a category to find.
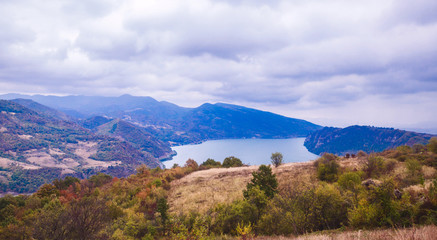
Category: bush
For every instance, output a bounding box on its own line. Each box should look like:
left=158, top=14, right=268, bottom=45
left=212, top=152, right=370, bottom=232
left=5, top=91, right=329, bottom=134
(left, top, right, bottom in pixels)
left=89, top=173, right=112, bottom=187
left=259, top=183, right=347, bottom=235
left=222, top=156, right=243, bottom=168
left=338, top=172, right=361, bottom=192
left=428, top=137, right=437, bottom=154
left=364, top=155, right=384, bottom=178
left=200, top=158, right=221, bottom=169
left=184, top=159, right=198, bottom=171
left=315, top=153, right=339, bottom=182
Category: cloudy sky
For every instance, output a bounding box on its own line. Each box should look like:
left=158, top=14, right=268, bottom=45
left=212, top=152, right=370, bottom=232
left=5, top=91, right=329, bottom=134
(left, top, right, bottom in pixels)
left=1, top=0, right=436, bottom=132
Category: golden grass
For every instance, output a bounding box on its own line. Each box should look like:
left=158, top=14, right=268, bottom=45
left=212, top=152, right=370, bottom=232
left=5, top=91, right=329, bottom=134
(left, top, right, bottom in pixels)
left=255, top=225, right=437, bottom=240
left=168, top=161, right=322, bottom=215
left=168, top=157, right=366, bottom=215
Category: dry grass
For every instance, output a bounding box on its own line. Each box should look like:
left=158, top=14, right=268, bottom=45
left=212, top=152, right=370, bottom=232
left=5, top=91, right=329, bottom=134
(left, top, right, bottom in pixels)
left=254, top=225, right=437, bottom=240
left=168, top=157, right=365, bottom=215
left=168, top=165, right=259, bottom=214
left=169, top=161, right=329, bottom=215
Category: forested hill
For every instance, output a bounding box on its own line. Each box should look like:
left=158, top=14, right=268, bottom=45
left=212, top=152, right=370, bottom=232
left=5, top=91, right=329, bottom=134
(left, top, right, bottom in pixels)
left=0, top=99, right=163, bottom=193
left=0, top=94, right=322, bottom=145
left=304, top=125, right=435, bottom=155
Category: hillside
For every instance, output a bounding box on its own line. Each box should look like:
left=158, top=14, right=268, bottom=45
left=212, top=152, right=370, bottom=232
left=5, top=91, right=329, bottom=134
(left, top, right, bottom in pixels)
left=0, top=94, right=322, bottom=145
left=0, top=100, right=161, bottom=193
left=304, top=125, right=435, bottom=155
left=94, top=118, right=173, bottom=159
left=0, top=139, right=436, bottom=239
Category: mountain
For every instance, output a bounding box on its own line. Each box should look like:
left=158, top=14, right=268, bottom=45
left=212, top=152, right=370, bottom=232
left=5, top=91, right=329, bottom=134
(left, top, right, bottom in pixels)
left=0, top=94, right=322, bottom=145
left=304, top=125, right=435, bottom=155
left=93, top=118, right=173, bottom=159
left=11, top=98, right=74, bottom=122
left=177, top=103, right=321, bottom=141
left=0, top=100, right=162, bottom=193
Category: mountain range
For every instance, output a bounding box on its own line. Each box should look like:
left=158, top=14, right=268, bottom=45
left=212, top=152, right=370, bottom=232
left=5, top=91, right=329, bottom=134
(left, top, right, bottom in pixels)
left=0, top=94, right=322, bottom=193
left=1, top=93, right=435, bottom=193
left=0, top=94, right=322, bottom=144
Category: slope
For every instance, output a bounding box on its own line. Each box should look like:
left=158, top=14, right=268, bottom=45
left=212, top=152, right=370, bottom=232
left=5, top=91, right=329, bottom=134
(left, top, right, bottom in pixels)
left=304, top=125, right=435, bottom=155
left=0, top=100, right=161, bottom=193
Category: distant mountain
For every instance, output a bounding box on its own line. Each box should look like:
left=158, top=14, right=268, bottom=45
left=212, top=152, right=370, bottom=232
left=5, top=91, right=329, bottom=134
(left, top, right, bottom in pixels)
left=178, top=103, right=321, bottom=141
left=0, top=100, right=162, bottom=193
left=304, top=125, right=435, bottom=155
left=0, top=94, right=322, bottom=145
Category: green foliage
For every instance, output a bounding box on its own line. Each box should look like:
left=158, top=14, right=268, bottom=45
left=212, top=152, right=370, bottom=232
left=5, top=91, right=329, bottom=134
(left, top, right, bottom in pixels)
left=364, top=155, right=385, bottom=178
left=157, top=197, right=169, bottom=227
left=338, top=172, right=362, bottom=192
left=200, top=158, right=221, bottom=169
left=236, top=222, right=253, bottom=240
left=53, top=176, right=80, bottom=190
left=258, top=183, right=347, bottom=235
left=428, top=137, right=437, bottom=154
left=315, top=153, right=340, bottom=182
left=8, top=168, right=63, bottom=193
left=222, top=156, right=243, bottom=168
left=244, top=165, right=278, bottom=199
left=212, top=200, right=258, bottom=235
left=405, top=158, right=424, bottom=185
left=88, top=172, right=113, bottom=187
left=36, top=184, right=59, bottom=198
left=271, top=152, right=283, bottom=167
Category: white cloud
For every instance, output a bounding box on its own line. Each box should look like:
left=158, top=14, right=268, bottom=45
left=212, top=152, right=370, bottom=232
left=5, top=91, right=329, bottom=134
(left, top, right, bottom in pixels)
left=0, top=0, right=436, bottom=130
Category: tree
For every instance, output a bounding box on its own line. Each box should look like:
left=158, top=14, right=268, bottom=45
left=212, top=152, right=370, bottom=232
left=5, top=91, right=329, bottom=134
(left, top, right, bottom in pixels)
left=271, top=152, right=283, bottom=167
left=200, top=158, right=221, bottom=169
left=184, top=159, right=198, bottom=170
left=428, top=137, right=437, bottom=154
left=157, top=197, right=169, bottom=233
left=222, top=156, right=243, bottom=168
left=244, top=165, right=278, bottom=199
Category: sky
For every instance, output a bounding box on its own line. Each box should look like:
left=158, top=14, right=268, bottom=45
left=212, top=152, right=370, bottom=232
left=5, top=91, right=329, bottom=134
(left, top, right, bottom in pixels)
left=0, top=0, right=436, bottom=132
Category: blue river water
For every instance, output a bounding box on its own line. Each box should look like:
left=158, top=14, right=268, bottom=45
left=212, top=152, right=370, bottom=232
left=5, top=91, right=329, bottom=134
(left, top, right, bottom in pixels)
left=161, top=138, right=319, bottom=168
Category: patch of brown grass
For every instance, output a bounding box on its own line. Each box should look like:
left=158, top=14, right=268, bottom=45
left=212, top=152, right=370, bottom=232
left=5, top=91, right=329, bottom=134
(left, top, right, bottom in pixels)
left=168, top=162, right=318, bottom=215
left=255, top=225, right=437, bottom=240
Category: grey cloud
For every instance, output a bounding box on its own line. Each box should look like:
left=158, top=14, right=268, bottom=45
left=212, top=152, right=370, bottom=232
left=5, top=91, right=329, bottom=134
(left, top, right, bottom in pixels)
left=0, top=0, right=436, bottom=129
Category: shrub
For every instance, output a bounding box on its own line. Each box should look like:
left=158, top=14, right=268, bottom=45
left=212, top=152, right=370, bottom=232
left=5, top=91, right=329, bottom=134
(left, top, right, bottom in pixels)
left=184, top=159, right=198, bottom=171
left=357, top=151, right=367, bottom=158
left=200, top=158, right=221, bottom=169
left=412, top=144, right=427, bottom=154
left=338, top=172, right=362, bottom=192
left=428, top=137, right=437, bottom=154
left=364, top=155, right=385, bottom=178
left=405, top=158, right=424, bottom=185
left=259, top=183, right=347, bottom=235
left=89, top=173, right=112, bottom=187
left=222, top=156, right=243, bottom=168
left=315, top=153, right=339, bottom=182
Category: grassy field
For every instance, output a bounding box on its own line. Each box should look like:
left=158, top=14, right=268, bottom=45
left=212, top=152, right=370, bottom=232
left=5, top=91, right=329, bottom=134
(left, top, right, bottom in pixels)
left=168, top=157, right=363, bottom=215
left=254, top=225, right=437, bottom=240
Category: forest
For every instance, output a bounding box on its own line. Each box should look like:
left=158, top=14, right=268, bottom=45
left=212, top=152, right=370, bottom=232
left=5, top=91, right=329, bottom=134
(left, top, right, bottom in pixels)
left=0, top=138, right=436, bottom=239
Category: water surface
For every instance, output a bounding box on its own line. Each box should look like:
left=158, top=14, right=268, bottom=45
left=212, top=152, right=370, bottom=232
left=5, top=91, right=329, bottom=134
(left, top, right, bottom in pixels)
left=162, top=138, right=318, bottom=168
